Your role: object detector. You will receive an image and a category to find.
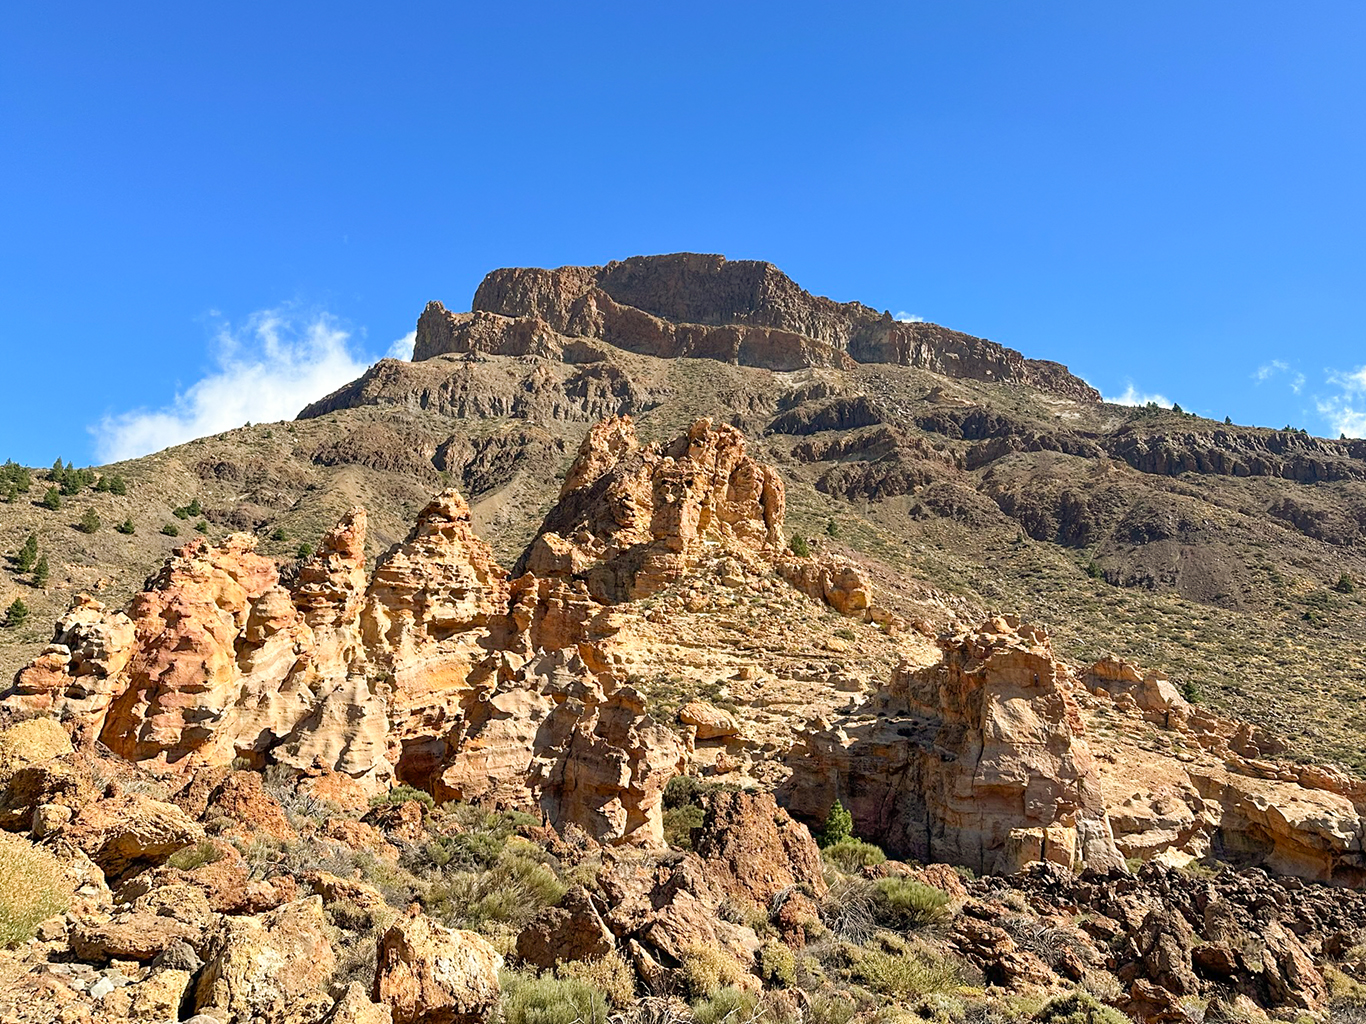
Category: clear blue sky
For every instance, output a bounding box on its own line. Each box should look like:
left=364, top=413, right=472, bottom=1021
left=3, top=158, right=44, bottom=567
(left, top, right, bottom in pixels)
left=3, top=3, right=1364, bottom=465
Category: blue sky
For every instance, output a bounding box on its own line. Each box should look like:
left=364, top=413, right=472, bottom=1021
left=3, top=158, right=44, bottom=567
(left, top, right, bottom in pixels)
left=2, top=3, right=1364, bottom=465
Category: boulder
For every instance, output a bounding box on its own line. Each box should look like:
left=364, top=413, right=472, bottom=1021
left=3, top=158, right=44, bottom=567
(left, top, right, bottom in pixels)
left=691, top=790, right=825, bottom=910
left=65, top=791, right=204, bottom=879
left=373, top=906, right=503, bottom=1024
left=515, top=886, right=615, bottom=968
left=677, top=701, right=740, bottom=740
left=194, top=896, right=336, bottom=1022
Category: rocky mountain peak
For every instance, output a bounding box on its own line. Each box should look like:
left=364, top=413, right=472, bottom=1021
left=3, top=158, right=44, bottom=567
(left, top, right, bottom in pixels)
left=411, top=252, right=1101, bottom=400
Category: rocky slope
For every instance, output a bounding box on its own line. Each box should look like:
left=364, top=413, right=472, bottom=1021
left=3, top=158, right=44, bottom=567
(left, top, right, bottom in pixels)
left=2, top=416, right=1366, bottom=1023
left=2, top=252, right=1366, bottom=1021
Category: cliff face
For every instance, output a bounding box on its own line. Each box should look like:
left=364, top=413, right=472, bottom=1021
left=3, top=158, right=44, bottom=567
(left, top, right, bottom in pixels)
left=410, top=252, right=1101, bottom=400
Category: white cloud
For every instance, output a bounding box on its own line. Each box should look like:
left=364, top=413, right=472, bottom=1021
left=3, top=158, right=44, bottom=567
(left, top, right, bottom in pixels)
left=92, top=307, right=389, bottom=462
left=1316, top=364, right=1366, bottom=438
left=1254, top=359, right=1289, bottom=382
left=387, top=330, right=416, bottom=360
left=894, top=311, right=924, bottom=323
left=1291, top=372, right=1305, bottom=394
left=1104, top=384, right=1171, bottom=408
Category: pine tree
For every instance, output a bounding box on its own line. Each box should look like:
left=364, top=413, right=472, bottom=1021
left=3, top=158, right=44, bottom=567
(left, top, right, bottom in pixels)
left=109, top=475, right=127, bottom=496
left=115, top=518, right=135, bottom=535
left=32, top=555, right=48, bottom=587
left=41, top=488, right=61, bottom=511
left=78, top=509, right=101, bottom=534
left=4, top=597, right=28, bottom=628
left=817, top=799, right=853, bottom=847
left=16, top=534, right=37, bottom=572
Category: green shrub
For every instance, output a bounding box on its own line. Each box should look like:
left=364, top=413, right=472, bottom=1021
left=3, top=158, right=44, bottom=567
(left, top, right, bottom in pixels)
left=108, top=475, right=127, bottom=496
left=195, top=520, right=209, bottom=534
left=825, top=519, right=841, bottom=538
left=425, top=846, right=565, bottom=933
left=852, top=946, right=960, bottom=997
left=833, top=627, right=857, bottom=641
left=270, top=526, right=288, bottom=541
left=663, top=803, right=705, bottom=850
left=556, top=952, right=634, bottom=1007
left=0, top=831, right=72, bottom=946
left=789, top=535, right=811, bottom=558
left=115, top=519, right=135, bottom=535
left=500, top=972, right=610, bottom=1024
left=871, top=877, right=951, bottom=929
left=41, top=487, right=61, bottom=510
left=692, top=987, right=759, bottom=1024
left=680, top=944, right=748, bottom=999
left=807, top=994, right=857, bottom=1024
left=166, top=840, right=225, bottom=872
left=77, top=509, right=101, bottom=534
left=1179, top=679, right=1201, bottom=704
left=368, top=784, right=435, bottom=810
left=1335, top=572, right=1356, bottom=594
left=1033, top=991, right=1131, bottom=1024
left=4, top=598, right=28, bottom=628
left=161, top=523, right=180, bottom=537
left=296, top=541, right=315, bottom=559
left=818, top=799, right=853, bottom=847
left=758, top=939, right=797, bottom=987
left=31, top=555, right=48, bottom=587
left=822, top=838, right=886, bottom=873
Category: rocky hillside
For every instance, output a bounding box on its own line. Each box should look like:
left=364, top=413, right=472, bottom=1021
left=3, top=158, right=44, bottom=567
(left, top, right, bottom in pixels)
left=1, top=253, right=1365, bottom=1022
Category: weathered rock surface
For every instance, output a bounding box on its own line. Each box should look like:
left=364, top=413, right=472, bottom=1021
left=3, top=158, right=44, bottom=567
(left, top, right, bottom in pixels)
left=691, top=790, right=826, bottom=910
left=411, top=253, right=1099, bottom=400
left=195, top=896, right=336, bottom=1022
left=373, top=906, right=502, bottom=1024
left=782, top=615, right=1124, bottom=874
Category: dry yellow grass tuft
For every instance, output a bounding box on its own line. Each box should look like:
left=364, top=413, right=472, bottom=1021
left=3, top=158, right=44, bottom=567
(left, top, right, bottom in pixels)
left=0, top=831, right=72, bottom=947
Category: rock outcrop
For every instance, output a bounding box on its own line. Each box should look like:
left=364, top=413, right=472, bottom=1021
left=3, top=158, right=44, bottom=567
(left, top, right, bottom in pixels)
left=781, top=615, right=1125, bottom=874
left=373, top=907, right=502, bottom=1024
left=517, top=416, right=786, bottom=604
left=410, top=253, right=1099, bottom=400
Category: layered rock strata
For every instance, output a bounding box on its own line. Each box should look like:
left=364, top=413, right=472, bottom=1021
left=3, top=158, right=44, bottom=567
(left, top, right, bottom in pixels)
left=412, top=253, right=1099, bottom=400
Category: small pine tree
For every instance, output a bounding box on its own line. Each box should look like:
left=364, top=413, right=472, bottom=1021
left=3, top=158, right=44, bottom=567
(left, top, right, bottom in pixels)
left=4, top=597, right=29, bottom=628
left=1172, top=403, right=1184, bottom=415
left=789, top=535, right=811, bottom=558
left=1224, top=416, right=1232, bottom=425
left=195, top=520, right=209, bottom=534
left=187, top=497, right=202, bottom=516
left=825, top=518, right=840, bottom=538
left=16, top=534, right=37, bottom=572
left=296, top=541, right=315, bottom=559
left=115, top=518, right=135, bottom=535
left=32, top=555, right=48, bottom=587
left=269, top=526, right=287, bottom=542
left=77, top=509, right=101, bottom=534
left=161, top=523, right=180, bottom=537
left=818, top=799, right=853, bottom=848
left=108, top=475, right=127, bottom=496
left=41, top=488, right=61, bottom=511
left=95, top=475, right=110, bottom=493
left=173, top=506, right=190, bottom=520
left=1334, top=572, right=1355, bottom=594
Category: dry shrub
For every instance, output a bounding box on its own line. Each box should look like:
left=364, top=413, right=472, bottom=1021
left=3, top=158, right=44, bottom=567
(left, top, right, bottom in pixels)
left=557, top=951, right=635, bottom=1007
left=680, top=943, right=749, bottom=999
left=0, top=831, right=72, bottom=947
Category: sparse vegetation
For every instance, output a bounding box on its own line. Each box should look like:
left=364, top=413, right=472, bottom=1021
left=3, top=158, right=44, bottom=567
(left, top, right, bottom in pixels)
left=499, top=972, right=610, bottom=1024
left=789, top=534, right=811, bottom=558
left=822, top=838, right=887, bottom=872
left=0, top=831, right=71, bottom=947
